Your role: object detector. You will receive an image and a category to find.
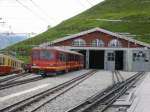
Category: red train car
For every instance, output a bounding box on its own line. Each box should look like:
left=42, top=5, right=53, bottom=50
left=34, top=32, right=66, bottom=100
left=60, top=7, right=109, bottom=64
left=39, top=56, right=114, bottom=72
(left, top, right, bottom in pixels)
left=31, top=47, right=84, bottom=76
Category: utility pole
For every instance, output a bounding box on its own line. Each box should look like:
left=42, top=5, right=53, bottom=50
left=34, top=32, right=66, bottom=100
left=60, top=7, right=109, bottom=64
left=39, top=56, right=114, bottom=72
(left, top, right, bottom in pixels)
left=0, top=18, right=5, bottom=24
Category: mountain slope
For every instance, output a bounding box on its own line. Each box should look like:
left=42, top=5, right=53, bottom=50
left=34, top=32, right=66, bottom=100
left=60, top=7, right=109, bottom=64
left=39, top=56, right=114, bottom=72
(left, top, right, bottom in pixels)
left=0, top=33, right=27, bottom=49
left=4, top=0, right=150, bottom=63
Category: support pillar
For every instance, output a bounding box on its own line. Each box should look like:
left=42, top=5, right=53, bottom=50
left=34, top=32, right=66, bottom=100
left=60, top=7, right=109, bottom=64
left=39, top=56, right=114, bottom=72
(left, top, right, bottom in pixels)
left=86, top=50, right=89, bottom=69
left=126, top=49, right=132, bottom=71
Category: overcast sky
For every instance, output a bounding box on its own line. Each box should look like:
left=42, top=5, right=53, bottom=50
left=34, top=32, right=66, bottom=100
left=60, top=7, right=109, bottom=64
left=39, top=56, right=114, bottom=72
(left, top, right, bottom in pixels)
left=0, top=0, right=104, bottom=34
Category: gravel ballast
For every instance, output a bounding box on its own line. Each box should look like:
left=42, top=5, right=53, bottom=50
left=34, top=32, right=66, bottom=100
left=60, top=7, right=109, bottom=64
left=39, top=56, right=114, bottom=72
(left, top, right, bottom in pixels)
left=36, top=71, right=112, bottom=112
left=0, top=69, right=90, bottom=109
left=36, top=71, right=137, bottom=112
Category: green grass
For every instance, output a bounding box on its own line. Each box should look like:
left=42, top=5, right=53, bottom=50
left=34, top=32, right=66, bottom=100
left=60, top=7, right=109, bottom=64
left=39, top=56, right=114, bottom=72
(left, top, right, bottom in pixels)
left=4, top=0, right=150, bottom=63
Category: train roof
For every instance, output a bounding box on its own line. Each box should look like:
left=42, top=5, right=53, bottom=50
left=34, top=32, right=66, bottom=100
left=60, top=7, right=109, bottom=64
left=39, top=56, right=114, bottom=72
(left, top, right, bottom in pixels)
left=0, top=53, right=24, bottom=63
left=32, top=47, right=83, bottom=56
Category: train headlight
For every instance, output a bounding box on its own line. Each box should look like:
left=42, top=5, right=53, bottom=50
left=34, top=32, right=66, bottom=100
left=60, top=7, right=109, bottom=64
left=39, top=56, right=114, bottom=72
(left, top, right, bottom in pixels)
left=33, top=64, right=37, bottom=66
left=49, top=64, right=53, bottom=66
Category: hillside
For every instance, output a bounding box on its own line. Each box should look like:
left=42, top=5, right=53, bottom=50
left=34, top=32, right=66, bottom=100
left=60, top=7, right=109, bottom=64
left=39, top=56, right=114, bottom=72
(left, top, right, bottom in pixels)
left=4, top=0, right=150, bottom=63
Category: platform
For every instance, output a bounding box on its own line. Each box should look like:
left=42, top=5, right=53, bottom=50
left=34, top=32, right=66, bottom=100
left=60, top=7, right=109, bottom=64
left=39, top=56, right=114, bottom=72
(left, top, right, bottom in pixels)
left=128, top=72, right=150, bottom=112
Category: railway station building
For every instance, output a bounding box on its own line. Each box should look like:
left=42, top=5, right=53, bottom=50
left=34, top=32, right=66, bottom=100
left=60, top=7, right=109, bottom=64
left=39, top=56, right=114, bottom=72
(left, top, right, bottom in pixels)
left=40, top=27, right=150, bottom=72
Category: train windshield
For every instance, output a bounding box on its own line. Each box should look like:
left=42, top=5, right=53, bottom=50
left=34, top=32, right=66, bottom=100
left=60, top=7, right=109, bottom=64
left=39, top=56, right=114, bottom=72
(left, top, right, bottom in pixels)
left=40, top=50, right=54, bottom=60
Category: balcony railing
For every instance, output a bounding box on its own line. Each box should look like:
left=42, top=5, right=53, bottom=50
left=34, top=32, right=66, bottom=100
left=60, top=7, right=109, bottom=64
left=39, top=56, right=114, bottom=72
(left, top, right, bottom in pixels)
left=71, top=43, right=122, bottom=48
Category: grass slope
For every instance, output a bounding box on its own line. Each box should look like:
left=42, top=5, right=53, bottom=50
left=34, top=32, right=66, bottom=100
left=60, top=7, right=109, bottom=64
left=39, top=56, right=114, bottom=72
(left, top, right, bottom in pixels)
left=4, top=0, right=150, bottom=63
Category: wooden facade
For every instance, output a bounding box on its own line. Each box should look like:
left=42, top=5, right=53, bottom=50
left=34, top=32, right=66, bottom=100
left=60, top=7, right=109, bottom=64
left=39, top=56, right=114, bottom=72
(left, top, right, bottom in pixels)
left=54, top=31, right=143, bottom=48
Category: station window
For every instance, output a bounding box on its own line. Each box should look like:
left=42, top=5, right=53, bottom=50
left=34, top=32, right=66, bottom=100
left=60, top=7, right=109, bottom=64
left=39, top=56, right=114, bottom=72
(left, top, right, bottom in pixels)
left=107, top=53, right=115, bottom=61
left=133, top=51, right=149, bottom=62
left=108, top=39, right=122, bottom=48
left=91, top=39, right=104, bottom=47
left=72, top=39, right=86, bottom=47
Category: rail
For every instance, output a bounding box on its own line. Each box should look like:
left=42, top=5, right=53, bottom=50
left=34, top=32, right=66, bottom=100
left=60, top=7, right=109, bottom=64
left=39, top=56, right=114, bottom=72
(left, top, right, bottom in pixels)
left=0, top=70, right=98, bottom=112
left=0, top=72, right=29, bottom=84
left=67, top=72, right=145, bottom=112
left=0, top=76, right=43, bottom=90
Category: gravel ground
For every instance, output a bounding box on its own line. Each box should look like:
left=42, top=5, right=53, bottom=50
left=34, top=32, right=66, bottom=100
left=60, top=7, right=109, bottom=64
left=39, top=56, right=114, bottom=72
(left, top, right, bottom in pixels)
left=0, top=69, right=90, bottom=109
left=0, top=73, right=18, bottom=80
left=15, top=73, right=40, bottom=81
left=36, top=71, right=137, bottom=112
left=0, top=73, right=34, bottom=84
left=119, top=71, right=136, bottom=80
left=36, top=71, right=112, bottom=112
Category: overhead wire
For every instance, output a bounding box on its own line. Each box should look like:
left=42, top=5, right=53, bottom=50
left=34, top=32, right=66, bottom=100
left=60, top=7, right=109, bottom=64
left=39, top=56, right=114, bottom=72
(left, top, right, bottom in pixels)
left=85, top=0, right=94, bottom=6
left=29, top=0, right=56, bottom=23
left=15, top=0, right=50, bottom=24
left=75, top=0, right=87, bottom=8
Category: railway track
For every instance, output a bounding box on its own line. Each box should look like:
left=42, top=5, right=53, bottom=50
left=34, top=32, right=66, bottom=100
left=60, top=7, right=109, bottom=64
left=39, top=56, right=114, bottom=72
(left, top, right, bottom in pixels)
left=67, top=72, right=145, bottom=112
left=0, top=72, right=30, bottom=84
left=0, top=70, right=98, bottom=112
left=0, top=76, right=43, bottom=90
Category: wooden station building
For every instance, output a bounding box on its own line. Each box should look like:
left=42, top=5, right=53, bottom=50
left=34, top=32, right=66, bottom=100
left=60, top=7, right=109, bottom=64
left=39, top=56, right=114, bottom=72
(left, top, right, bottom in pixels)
left=40, top=27, right=150, bottom=72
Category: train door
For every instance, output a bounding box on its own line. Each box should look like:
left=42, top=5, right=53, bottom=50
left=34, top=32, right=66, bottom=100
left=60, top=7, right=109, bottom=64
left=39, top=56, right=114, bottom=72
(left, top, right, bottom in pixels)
left=77, top=50, right=86, bottom=68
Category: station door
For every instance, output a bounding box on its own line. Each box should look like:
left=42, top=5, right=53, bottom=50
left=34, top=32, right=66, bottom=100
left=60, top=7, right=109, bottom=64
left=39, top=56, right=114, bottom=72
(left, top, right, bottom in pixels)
left=89, top=50, right=104, bottom=69
left=115, top=51, right=124, bottom=70
left=106, top=50, right=124, bottom=70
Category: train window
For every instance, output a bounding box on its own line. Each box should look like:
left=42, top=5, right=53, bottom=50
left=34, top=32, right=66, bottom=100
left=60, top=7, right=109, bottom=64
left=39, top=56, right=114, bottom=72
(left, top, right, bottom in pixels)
left=56, top=53, right=59, bottom=60
left=16, top=62, right=17, bottom=67
left=60, top=53, right=66, bottom=62
left=40, top=50, right=54, bottom=60
left=8, top=59, right=10, bottom=66
left=2, top=57, right=5, bottom=65
left=14, top=61, right=16, bottom=67
left=64, top=54, right=66, bottom=61
left=0, top=57, right=2, bottom=65
left=12, top=61, right=14, bottom=67
left=32, top=51, right=39, bottom=60
left=70, top=54, right=73, bottom=61
left=68, top=54, right=71, bottom=61
left=60, top=53, right=63, bottom=62
left=65, top=54, right=68, bottom=62
left=11, top=61, right=13, bottom=67
left=14, top=62, right=16, bottom=67
left=10, top=59, right=11, bottom=66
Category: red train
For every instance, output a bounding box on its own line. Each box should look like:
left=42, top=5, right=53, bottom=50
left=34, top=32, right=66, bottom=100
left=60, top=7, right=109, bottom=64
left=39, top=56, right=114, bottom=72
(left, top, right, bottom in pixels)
left=31, top=47, right=84, bottom=76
